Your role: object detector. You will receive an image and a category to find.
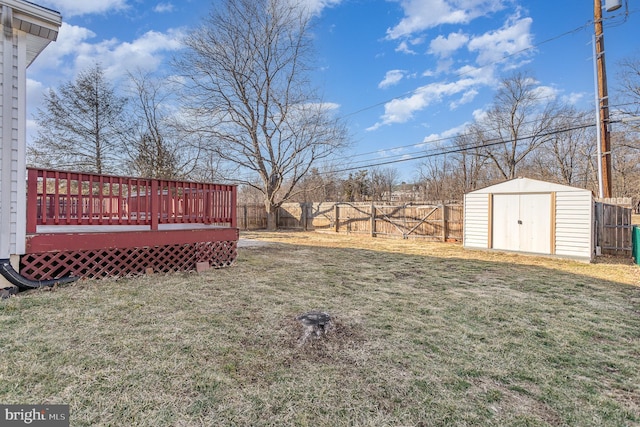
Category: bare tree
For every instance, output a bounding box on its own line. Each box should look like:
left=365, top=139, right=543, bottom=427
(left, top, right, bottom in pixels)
left=472, top=72, right=565, bottom=180
left=450, top=128, right=492, bottom=196
left=418, top=155, right=454, bottom=201
left=176, top=0, right=349, bottom=229
left=611, top=133, right=640, bottom=197
left=615, top=55, right=640, bottom=159
left=617, top=56, right=640, bottom=128
left=611, top=55, right=640, bottom=200
left=370, top=167, right=399, bottom=201
left=527, top=109, right=595, bottom=187
left=123, top=71, right=200, bottom=179
left=28, top=63, right=128, bottom=174
left=291, top=167, right=340, bottom=203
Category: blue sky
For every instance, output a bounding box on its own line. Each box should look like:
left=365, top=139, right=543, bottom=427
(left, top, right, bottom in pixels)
left=26, top=0, right=640, bottom=182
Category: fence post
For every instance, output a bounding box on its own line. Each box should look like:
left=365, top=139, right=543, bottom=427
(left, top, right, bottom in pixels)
left=302, top=203, right=308, bottom=231
left=242, top=205, right=247, bottom=230
left=334, top=204, right=339, bottom=233
left=370, top=202, right=376, bottom=237
left=441, top=203, right=448, bottom=242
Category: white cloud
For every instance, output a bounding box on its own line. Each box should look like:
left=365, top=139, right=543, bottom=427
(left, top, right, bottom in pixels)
left=454, top=64, right=495, bottom=84
left=418, top=122, right=469, bottom=147
left=472, top=108, right=488, bottom=122
left=26, top=78, right=47, bottom=110
left=154, top=3, right=175, bottom=13
left=395, top=41, right=417, bottom=55
left=435, top=57, right=454, bottom=73
left=86, top=29, right=185, bottom=81
left=387, top=0, right=506, bottom=40
left=291, top=0, right=343, bottom=16
left=449, top=88, right=478, bottom=109
left=367, top=77, right=477, bottom=130
left=531, top=84, right=558, bottom=102
left=429, top=31, right=469, bottom=57
left=562, top=92, right=585, bottom=105
left=28, top=23, right=185, bottom=83
left=467, top=16, right=533, bottom=66
left=379, top=70, right=406, bottom=89
left=37, top=0, right=129, bottom=17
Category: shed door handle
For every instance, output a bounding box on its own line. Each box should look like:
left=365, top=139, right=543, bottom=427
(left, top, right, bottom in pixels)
left=518, top=220, right=522, bottom=225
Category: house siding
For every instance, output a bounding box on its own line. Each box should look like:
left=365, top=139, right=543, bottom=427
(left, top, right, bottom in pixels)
left=0, top=28, right=27, bottom=258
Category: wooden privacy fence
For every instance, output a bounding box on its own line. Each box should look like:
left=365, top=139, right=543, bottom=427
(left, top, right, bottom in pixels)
left=595, top=201, right=633, bottom=256
left=238, top=202, right=464, bottom=242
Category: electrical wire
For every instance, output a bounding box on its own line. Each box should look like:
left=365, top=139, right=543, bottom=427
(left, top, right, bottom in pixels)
left=331, top=8, right=639, bottom=170
left=327, top=121, right=597, bottom=174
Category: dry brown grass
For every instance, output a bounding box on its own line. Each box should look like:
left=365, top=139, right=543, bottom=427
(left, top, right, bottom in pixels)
left=1, top=231, right=639, bottom=426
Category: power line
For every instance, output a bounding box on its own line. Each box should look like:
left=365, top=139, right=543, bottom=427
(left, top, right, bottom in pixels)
left=334, top=8, right=639, bottom=168
left=327, top=121, right=597, bottom=174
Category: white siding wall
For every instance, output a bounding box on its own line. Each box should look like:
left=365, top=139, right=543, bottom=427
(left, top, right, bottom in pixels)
left=555, top=191, right=593, bottom=260
left=463, top=193, right=489, bottom=249
left=0, top=28, right=27, bottom=258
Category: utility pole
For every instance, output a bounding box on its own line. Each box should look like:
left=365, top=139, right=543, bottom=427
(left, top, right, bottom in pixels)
left=594, top=0, right=613, bottom=198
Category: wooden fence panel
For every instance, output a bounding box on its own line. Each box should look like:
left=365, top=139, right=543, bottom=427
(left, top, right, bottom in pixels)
left=238, top=204, right=268, bottom=230
left=595, top=202, right=632, bottom=256
left=238, top=202, right=463, bottom=241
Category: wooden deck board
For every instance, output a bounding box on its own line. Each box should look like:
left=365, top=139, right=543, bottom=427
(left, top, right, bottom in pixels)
left=26, top=226, right=239, bottom=253
left=35, top=223, right=229, bottom=234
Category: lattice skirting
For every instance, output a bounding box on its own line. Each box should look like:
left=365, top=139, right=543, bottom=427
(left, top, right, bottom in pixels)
left=20, top=241, right=237, bottom=281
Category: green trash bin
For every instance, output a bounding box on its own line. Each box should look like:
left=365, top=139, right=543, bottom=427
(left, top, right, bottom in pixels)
left=634, top=225, right=640, bottom=265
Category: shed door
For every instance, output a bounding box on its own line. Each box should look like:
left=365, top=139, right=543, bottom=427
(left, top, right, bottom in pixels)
left=492, top=193, right=551, bottom=254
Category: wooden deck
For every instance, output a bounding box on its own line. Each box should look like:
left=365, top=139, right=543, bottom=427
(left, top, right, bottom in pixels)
left=21, top=168, right=239, bottom=280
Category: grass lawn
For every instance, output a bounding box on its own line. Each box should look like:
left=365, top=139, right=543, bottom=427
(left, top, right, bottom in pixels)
left=1, top=231, right=639, bottom=426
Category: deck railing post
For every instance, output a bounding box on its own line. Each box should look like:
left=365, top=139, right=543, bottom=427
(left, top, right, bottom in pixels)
left=151, top=179, right=159, bottom=231
left=26, top=168, right=38, bottom=233
left=230, top=185, right=237, bottom=228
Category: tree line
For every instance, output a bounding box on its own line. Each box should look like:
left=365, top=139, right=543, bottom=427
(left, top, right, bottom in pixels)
left=28, top=0, right=640, bottom=229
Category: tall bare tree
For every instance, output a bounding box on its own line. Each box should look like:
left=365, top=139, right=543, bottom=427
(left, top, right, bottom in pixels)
left=29, top=64, right=128, bottom=174
left=123, top=71, right=199, bottom=179
left=176, top=0, right=349, bottom=229
left=471, top=72, right=565, bottom=180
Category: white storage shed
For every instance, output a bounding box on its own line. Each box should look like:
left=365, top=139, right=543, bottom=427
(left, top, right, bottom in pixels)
left=464, top=177, right=594, bottom=262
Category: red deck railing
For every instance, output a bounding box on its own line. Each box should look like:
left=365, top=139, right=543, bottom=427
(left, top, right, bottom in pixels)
left=26, top=168, right=237, bottom=233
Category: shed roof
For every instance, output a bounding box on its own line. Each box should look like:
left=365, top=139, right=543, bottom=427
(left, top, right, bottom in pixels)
left=467, top=177, right=593, bottom=195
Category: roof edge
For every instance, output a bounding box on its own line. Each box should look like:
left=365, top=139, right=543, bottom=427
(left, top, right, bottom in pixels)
left=1, top=0, right=62, bottom=27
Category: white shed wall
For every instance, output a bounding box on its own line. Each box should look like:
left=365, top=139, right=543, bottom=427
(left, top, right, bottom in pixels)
left=463, top=178, right=594, bottom=261
left=554, top=191, right=593, bottom=260
left=463, top=193, right=489, bottom=249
